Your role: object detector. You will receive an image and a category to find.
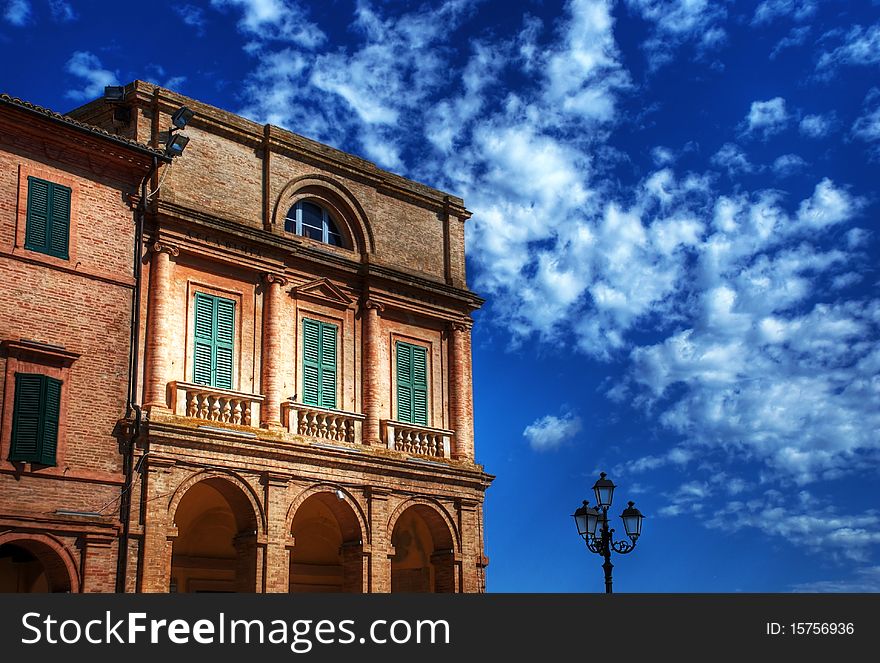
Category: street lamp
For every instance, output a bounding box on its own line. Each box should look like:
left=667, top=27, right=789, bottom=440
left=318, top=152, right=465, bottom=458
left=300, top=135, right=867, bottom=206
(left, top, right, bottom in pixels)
left=572, top=472, right=645, bottom=593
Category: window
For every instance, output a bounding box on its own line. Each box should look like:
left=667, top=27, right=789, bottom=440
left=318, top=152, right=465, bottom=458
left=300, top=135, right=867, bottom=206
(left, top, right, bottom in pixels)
left=9, top=373, right=61, bottom=465
left=193, top=292, right=235, bottom=389
left=285, top=201, right=343, bottom=247
left=25, top=176, right=71, bottom=259
left=302, top=318, right=337, bottom=409
left=396, top=341, right=428, bottom=426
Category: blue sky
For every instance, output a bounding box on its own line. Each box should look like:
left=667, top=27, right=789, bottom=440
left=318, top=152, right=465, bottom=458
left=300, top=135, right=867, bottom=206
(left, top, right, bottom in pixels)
left=3, top=0, right=879, bottom=592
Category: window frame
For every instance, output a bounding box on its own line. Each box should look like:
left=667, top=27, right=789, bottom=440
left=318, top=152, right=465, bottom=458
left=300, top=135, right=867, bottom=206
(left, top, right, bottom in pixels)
left=15, top=165, right=80, bottom=267
left=0, top=340, right=78, bottom=472
left=284, top=200, right=344, bottom=247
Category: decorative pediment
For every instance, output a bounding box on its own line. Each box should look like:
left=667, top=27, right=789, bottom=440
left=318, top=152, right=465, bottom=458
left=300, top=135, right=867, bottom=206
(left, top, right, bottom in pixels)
left=289, top=277, right=355, bottom=309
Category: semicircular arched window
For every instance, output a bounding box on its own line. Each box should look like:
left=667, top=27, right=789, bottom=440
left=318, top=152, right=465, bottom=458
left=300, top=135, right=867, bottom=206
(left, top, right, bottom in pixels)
left=285, top=200, right=344, bottom=247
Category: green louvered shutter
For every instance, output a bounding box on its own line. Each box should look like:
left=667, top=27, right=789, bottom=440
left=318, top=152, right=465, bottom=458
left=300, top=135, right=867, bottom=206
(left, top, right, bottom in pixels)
left=193, top=293, right=214, bottom=386
left=302, top=319, right=337, bottom=408
left=215, top=298, right=235, bottom=389
left=25, top=177, right=70, bottom=259
left=302, top=319, right=321, bottom=406
left=10, top=374, right=42, bottom=461
left=411, top=345, right=428, bottom=425
left=396, top=342, right=428, bottom=425
left=49, top=184, right=71, bottom=259
left=193, top=293, right=235, bottom=388
left=40, top=377, right=62, bottom=465
left=25, top=177, right=50, bottom=253
left=319, top=323, right=337, bottom=409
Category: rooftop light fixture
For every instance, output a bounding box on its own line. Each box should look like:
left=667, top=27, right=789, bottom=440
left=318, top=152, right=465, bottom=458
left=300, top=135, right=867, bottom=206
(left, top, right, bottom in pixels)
left=104, top=86, right=125, bottom=101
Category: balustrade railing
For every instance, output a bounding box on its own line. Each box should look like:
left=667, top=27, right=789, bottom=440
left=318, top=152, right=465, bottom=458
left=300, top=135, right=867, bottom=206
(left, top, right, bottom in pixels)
left=283, top=401, right=365, bottom=444
left=383, top=420, right=453, bottom=458
left=169, top=381, right=264, bottom=427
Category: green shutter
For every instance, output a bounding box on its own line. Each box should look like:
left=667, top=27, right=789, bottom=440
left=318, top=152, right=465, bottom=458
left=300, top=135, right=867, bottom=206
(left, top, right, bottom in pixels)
left=396, top=342, right=412, bottom=423
left=40, top=377, right=62, bottom=465
left=9, top=373, right=60, bottom=465
left=215, top=298, right=235, bottom=389
left=411, top=345, right=428, bottom=425
left=25, top=177, right=50, bottom=253
left=396, top=342, right=428, bottom=425
left=319, top=323, right=337, bottom=409
left=49, top=184, right=71, bottom=259
left=302, top=319, right=338, bottom=408
left=193, top=293, right=235, bottom=389
left=26, top=177, right=70, bottom=259
left=193, top=293, right=214, bottom=386
left=10, top=374, right=42, bottom=461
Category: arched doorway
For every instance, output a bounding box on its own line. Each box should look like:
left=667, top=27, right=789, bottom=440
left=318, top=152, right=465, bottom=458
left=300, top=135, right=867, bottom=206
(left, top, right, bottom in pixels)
left=171, top=478, right=259, bottom=593
left=289, top=492, right=364, bottom=593
left=390, top=505, right=456, bottom=593
left=0, top=536, right=76, bottom=593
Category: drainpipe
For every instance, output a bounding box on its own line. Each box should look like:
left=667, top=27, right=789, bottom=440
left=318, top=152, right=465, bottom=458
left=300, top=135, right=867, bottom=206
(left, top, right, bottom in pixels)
left=117, top=154, right=158, bottom=592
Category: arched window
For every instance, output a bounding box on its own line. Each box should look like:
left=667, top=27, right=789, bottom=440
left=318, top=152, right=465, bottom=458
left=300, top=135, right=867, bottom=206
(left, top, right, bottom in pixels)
left=285, top=201, right=344, bottom=247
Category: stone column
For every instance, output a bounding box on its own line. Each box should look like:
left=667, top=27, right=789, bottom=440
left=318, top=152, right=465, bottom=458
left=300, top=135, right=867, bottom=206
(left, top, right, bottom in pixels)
left=361, top=299, right=384, bottom=446
left=448, top=320, right=474, bottom=460
left=366, top=488, right=391, bottom=592
left=261, top=273, right=288, bottom=428
left=262, top=472, right=290, bottom=593
left=138, top=456, right=176, bottom=593
left=144, top=242, right=179, bottom=411
left=79, top=535, right=116, bottom=593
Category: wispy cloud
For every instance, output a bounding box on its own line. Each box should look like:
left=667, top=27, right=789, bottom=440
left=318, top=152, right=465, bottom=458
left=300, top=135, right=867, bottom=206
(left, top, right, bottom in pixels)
left=752, top=0, right=817, bottom=26
left=816, top=23, right=880, bottom=74
left=523, top=411, right=583, bottom=452
left=174, top=3, right=206, bottom=36
left=624, top=0, right=727, bottom=70
left=210, top=0, right=326, bottom=48
left=48, top=0, right=74, bottom=21
left=3, top=0, right=30, bottom=25
left=64, top=51, right=119, bottom=101
left=799, top=113, right=833, bottom=138
left=792, top=566, right=880, bottom=592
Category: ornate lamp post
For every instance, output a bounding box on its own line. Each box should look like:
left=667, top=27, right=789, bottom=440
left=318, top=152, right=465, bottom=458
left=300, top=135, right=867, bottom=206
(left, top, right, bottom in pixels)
left=572, top=472, right=645, bottom=593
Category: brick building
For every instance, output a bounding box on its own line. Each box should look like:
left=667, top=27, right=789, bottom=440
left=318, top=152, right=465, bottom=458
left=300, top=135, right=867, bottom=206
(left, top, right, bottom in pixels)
left=0, top=93, right=166, bottom=592
left=1, top=81, right=492, bottom=593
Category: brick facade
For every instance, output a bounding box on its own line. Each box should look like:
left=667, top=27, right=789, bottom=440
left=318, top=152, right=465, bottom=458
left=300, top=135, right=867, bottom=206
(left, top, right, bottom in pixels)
left=0, top=81, right=492, bottom=593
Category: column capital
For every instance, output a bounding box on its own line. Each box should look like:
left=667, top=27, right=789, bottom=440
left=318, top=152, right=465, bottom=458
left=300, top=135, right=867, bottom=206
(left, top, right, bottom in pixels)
left=151, top=241, right=179, bottom=257
left=449, top=318, right=473, bottom=333
left=263, top=272, right=289, bottom=287
left=361, top=298, right=385, bottom=313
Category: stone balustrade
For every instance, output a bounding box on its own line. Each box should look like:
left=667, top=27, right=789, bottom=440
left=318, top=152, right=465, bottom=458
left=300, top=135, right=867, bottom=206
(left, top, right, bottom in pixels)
left=169, top=381, right=265, bottom=427
left=383, top=420, right=453, bottom=459
left=283, top=401, right=365, bottom=444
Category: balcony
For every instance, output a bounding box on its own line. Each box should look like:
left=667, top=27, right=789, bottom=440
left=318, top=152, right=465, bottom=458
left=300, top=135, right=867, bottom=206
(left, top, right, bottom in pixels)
left=169, top=381, right=265, bottom=427
left=283, top=401, right=365, bottom=444
left=383, top=420, right=453, bottom=459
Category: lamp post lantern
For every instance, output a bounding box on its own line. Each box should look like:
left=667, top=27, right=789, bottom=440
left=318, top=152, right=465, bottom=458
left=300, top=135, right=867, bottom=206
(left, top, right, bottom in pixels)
left=572, top=472, right=645, bottom=593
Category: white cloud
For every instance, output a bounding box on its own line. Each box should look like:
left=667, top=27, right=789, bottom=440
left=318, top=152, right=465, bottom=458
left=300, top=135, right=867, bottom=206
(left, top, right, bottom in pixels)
left=816, top=23, right=880, bottom=74
left=799, top=113, right=832, bottom=138
left=211, top=0, right=326, bottom=48
left=174, top=4, right=206, bottom=35
left=796, top=178, right=856, bottom=230
left=523, top=412, right=583, bottom=451
left=708, top=494, right=880, bottom=562
left=852, top=90, right=880, bottom=143
left=752, top=0, right=817, bottom=26
left=792, top=567, right=880, bottom=592
left=744, top=97, right=789, bottom=137
left=625, top=0, right=728, bottom=70
left=64, top=51, right=119, bottom=102
left=770, top=25, right=810, bottom=59
left=3, top=0, right=29, bottom=25
left=48, top=0, right=74, bottom=21
left=711, top=143, right=753, bottom=175
left=771, top=154, right=806, bottom=177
